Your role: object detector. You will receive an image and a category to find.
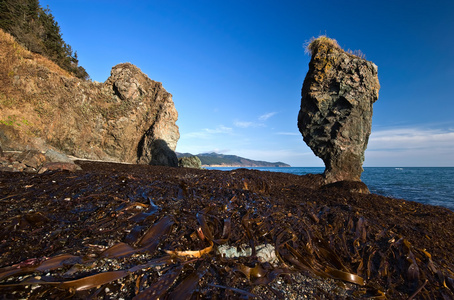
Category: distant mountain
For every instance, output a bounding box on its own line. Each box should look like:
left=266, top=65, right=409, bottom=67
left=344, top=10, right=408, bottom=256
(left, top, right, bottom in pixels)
left=176, top=152, right=290, bottom=167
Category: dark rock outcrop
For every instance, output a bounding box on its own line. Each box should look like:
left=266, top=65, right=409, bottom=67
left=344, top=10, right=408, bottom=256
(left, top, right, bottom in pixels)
left=179, top=155, right=202, bottom=169
left=298, top=37, right=380, bottom=183
left=0, top=149, right=81, bottom=173
left=0, top=30, right=179, bottom=167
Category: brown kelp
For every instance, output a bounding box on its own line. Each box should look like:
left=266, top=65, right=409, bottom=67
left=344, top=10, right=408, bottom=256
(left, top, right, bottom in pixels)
left=0, top=161, right=453, bottom=298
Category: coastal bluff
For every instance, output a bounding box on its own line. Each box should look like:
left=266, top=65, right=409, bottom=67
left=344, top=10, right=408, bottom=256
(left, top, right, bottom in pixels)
left=298, top=36, right=380, bottom=183
left=0, top=30, right=179, bottom=166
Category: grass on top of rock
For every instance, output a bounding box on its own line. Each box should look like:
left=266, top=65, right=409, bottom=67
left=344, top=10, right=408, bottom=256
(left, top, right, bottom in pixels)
left=305, top=35, right=366, bottom=59
left=305, top=35, right=342, bottom=55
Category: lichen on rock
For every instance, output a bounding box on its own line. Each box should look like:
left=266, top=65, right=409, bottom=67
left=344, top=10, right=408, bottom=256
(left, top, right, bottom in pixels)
left=298, top=36, right=380, bottom=183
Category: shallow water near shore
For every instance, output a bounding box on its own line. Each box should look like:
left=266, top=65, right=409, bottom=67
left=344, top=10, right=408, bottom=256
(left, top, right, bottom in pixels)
left=207, top=167, right=454, bottom=211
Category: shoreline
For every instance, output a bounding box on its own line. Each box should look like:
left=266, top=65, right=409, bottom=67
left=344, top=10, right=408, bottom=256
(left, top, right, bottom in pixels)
left=0, top=161, right=453, bottom=298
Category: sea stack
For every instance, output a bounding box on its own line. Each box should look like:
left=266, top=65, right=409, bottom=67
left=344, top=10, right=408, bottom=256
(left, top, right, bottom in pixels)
left=298, top=36, right=380, bottom=183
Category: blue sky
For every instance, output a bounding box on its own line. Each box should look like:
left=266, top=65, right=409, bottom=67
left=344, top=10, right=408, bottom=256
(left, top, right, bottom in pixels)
left=41, top=0, right=454, bottom=167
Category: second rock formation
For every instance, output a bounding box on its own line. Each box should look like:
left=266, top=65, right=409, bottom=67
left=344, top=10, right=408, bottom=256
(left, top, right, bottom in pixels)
left=298, top=37, right=380, bottom=183
left=0, top=28, right=180, bottom=167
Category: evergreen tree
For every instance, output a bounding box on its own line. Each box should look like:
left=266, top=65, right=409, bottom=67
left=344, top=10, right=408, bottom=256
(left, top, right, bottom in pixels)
left=0, top=0, right=89, bottom=80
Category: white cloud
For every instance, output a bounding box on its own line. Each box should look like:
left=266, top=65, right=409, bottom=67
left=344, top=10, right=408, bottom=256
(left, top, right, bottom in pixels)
left=234, top=120, right=265, bottom=128
left=368, top=127, right=454, bottom=150
left=276, top=131, right=300, bottom=136
left=234, top=112, right=277, bottom=128
left=205, top=125, right=233, bottom=134
left=365, top=127, right=454, bottom=166
left=258, top=112, right=277, bottom=121
left=183, top=125, right=233, bottom=139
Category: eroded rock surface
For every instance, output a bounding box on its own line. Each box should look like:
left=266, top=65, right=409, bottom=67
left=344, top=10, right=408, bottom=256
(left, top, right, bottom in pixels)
left=0, top=30, right=179, bottom=166
left=178, top=155, right=202, bottom=169
left=298, top=37, right=380, bottom=183
left=104, top=63, right=179, bottom=166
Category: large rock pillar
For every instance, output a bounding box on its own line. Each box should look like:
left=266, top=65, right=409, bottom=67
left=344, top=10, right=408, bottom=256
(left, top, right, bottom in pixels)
left=298, top=37, right=380, bottom=183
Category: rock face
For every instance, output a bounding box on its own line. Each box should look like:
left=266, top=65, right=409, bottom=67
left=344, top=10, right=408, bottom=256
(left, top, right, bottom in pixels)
left=0, top=30, right=179, bottom=166
left=298, top=37, right=380, bottom=183
left=178, top=155, right=202, bottom=169
left=104, top=64, right=179, bottom=166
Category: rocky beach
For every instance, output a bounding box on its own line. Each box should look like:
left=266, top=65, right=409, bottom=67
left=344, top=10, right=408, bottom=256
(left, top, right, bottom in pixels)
left=1, top=161, right=454, bottom=299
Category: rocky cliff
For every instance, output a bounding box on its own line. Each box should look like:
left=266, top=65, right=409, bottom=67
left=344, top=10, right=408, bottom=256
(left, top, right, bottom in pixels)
left=298, top=36, right=380, bottom=183
left=0, top=29, right=179, bottom=166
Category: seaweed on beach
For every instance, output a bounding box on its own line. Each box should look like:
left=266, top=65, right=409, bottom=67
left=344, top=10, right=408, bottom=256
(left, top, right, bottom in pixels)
left=0, top=161, right=453, bottom=299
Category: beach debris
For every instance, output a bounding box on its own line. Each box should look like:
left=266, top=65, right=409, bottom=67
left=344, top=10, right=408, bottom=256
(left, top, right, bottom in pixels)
left=217, top=244, right=278, bottom=264
left=0, top=161, right=453, bottom=298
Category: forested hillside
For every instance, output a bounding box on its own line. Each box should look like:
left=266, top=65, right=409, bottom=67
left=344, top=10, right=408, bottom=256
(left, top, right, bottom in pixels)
left=0, top=0, right=88, bottom=79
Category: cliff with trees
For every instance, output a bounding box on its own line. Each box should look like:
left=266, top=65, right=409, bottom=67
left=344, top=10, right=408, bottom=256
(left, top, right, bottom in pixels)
left=0, top=0, right=88, bottom=80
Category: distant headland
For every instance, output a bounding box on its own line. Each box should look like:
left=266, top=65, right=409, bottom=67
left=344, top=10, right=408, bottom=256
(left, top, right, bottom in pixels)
left=177, top=152, right=290, bottom=167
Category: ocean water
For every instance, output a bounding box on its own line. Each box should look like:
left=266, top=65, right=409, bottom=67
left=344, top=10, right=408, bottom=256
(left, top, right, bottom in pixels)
left=206, top=167, right=454, bottom=211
